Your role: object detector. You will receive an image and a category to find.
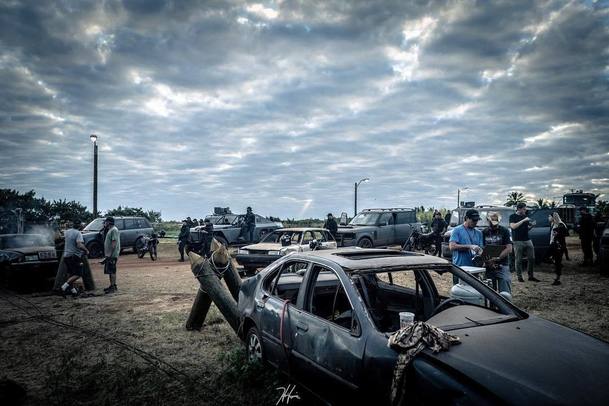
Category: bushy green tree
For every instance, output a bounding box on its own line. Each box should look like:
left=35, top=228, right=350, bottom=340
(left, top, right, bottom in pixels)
left=104, top=206, right=162, bottom=222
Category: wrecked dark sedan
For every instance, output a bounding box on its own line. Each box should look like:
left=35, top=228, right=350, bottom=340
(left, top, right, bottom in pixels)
left=0, top=234, right=58, bottom=280
left=237, top=249, right=609, bottom=405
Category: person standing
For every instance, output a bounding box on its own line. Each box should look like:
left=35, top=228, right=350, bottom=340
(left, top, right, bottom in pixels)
left=549, top=212, right=568, bottom=285
left=509, top=202, right=539, bottom=282
left=323, top=213, right=338, bottom=238
left=60, top=219, right=89, bottom=297
left=431, top=211, right=447, bottom=257
left=578, top=206, right=595, bottom=266
left=239, top=207, right=256, bottom=243
left=177, top=220, right=191, bottom=262
left=103, top=217, right=120, bottom=294
left=449, top=209, right=484, bottom=284
left=199, top=218, right=214, bottom=258
left=482, top=212, right=512, bottom=294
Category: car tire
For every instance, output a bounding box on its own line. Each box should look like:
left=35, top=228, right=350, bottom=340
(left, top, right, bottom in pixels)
left=87, top=241, right=103, bottom=259
left=357, top=237, right=373, bottom=248
left=215, top=236, right=228, bottom=247
left=134, top=237, right=145, bottom=252
left=245, top=326, right=264, bottom=363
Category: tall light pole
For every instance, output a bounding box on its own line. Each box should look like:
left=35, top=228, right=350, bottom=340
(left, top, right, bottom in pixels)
left=354, top=178, right=370, bottom=216
left=457, top=186, right=469, bottom=208
left=90, top=134, right=98, bottom=217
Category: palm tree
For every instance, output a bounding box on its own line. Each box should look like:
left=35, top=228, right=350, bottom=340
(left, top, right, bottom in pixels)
left=549, top=200, right=557, bottom=209
left=505, top=192, right=526, bottom=207
left=536, top=198, right=549, bottom=209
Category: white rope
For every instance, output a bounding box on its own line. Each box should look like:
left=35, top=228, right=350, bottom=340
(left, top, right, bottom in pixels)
left=210, top=250, right=230, bottom=275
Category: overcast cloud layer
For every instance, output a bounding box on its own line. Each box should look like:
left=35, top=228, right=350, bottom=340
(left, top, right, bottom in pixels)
left=1, top=0, right=608, bottom=220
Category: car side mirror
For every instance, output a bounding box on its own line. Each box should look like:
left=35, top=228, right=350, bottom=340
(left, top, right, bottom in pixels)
left=350, top=315, right=361, bottom=337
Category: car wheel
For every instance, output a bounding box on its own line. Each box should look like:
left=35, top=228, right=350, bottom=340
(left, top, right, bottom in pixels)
left=87, top=241, right=103, bottom=259
left=245, top=326, right=264, bottom=363
left=134, top=237, right=145, bottom=252
left=215, top=236, right=228, bottom=247
left=357, top=237, right=373, bottom=248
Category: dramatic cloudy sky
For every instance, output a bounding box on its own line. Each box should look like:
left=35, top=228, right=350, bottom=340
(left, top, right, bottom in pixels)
left=1, top=0, right=608, bottom=220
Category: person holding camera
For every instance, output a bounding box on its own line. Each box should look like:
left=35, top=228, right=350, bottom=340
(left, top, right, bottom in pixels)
left=509, top=202, right=539, bottom=282
left=482, top=212, right=512, bottom=294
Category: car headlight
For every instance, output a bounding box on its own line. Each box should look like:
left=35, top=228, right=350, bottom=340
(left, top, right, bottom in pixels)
left=268, top=250, right=280, bottom=255
left=237, top=248, right=248, bottom=255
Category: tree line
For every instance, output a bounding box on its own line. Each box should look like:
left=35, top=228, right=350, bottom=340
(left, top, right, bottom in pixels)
left=0, top=189, right=162, bottom=224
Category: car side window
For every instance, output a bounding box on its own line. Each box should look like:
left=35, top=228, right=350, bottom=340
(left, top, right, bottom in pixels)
left=396, top=212, right=409, bottom=224
left=323, top=231, right=335, bottom=241
left=312, top=231, right=326, bottom=241
left=263, top=261, right=308, bottom=304
left=308, top=265, right=354, bottom=330
left=302, top=231, right=314, bottom=244
left=379, top=213, right=393, bottom=225
left=115, top=219, right=125, bottom=230
left=124, top=219, right=136, bottom=229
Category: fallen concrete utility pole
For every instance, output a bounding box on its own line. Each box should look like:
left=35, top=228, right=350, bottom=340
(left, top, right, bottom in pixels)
left=185, top=243, right=242, bottom=333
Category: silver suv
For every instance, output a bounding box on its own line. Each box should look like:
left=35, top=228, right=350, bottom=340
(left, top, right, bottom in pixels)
left=82, top=217, right=154, bottom=258
left=335, top=208, right=422, bottom=248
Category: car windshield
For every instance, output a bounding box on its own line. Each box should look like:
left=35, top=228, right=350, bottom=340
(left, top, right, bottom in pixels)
left=206, top=214, right=236, bottom=225
left=0, top=234, right=49, bottom=249
left=350, top=212, right=380, bottom=226
left=84, top=218, right=105, bottom=231
left=450, top=208, right=513, bottom=228
left=261, top=230, right=303, bottom=244
left=352, top=265, right=520, bottom=333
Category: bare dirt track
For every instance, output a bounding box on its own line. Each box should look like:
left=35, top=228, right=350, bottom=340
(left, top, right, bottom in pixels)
left=0, top=237, right=608, bottom=405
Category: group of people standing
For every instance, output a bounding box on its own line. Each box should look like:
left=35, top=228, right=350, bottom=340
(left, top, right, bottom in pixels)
left=60, top=216, right=120, bottom=297
left=448, top=202, right=604, bottom=296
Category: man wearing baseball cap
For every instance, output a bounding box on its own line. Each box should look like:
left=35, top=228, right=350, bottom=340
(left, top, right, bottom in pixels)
left=103, top=216, right=121, bottom=293
left=449, top=209, right=484, bottom=281
left=509, top=202, right=539, bottom=282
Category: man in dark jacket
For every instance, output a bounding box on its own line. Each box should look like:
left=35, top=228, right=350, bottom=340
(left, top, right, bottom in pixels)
left=430, top=211, right=447, bottom=257
left=199, top=218, right=214, bottom=258
left=178, top=220, right=191, bottom=262
left=239, top=207, right=256, bottom=243
left=578, top=207, right=595, bottom=266
left=323, top=213, right=338, bottom=238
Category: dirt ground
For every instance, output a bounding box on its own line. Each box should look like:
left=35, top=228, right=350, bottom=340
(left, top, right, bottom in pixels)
left=0, top=237, right=608, bottom=405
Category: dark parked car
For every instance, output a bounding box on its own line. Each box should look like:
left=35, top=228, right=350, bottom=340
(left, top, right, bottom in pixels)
left=190, top=213, right=282, bottom=248
left=441, top=205, right=552, bottom=262
left=82, top=217, right=153, bottom=258
left=0, top=234, right=58, bottom=280
left=238, top=248, right=609, bottom=405
left=335, top=208, right=422, bottom=248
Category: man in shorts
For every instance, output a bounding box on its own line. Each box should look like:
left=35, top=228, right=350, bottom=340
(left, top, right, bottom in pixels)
left=61, top=219, right=89, bottom=297
left=103, top=216, right=121, bottom=294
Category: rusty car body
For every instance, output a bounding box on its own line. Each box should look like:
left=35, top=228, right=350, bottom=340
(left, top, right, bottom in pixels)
left=237, top=248, right=609, bottom=405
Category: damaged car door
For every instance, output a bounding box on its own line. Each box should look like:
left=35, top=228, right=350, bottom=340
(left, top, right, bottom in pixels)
left=257, top=260, right=309, bottom=371
left=290, top=263, right=365, bottom=398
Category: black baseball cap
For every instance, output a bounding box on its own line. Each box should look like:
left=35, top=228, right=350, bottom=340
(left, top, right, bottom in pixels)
left=516, top=202, right=526, bottom=209
left=104, top=216, right=115, bottom=224
left=464, top=209, right=480, bottom=221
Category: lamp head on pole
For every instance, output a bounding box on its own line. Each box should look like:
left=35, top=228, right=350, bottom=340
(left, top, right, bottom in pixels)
left=357, top=177, right=370, bottom=186
left=90, top=134, right=98, bottom=144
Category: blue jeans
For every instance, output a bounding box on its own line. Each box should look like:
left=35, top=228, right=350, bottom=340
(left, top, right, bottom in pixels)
left=489, top=265, right=512, bottom=294
left=513, top=240, right=535, bottom=278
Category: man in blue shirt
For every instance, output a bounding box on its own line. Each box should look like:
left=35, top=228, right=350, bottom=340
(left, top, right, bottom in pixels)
left=449, top=209, right=484, bottom=269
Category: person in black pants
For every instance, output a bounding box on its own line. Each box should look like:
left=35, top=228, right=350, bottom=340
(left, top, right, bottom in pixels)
left=430, top=211, right=447, bottom=257
left=177, top=220, right=191, bottom=262
left=199, top=219, right=214, bottom=258
left=549, top=213, right=568, bottom=285
left=323, top=213, right=338, bottom=238
left=578, top=207, right=595, bottom=266
left=239, top=207, right=256, bottom=242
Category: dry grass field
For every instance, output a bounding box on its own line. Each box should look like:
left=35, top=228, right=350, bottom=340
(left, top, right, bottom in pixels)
left=0, top=237, right=607, bottom=405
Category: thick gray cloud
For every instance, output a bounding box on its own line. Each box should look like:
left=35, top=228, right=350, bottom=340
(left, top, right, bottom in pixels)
left=1, top=0, right=608, bottom=220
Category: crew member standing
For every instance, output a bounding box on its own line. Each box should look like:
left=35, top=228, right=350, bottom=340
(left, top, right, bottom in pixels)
left=178, top=220, right=191, bottom=262
left=199, top=218, right=214, bottom=258
left=549, top=212, right=568, bottom=285
left=509, top=203, right=539, bottom=282
left=431, top=211, right=447, bottom=257
left=482, top=212, right=512, bottom=294
left=449, top=209, right=483, bottom=284
left=578, top=206, right=595, bottom=266
left=103, top=217, right=120, bottom=294
left=323, top=213, right=338, bottom=238
left=60, top=219, right=89, bottom=297
left=240, top=207, right=256, bottom=243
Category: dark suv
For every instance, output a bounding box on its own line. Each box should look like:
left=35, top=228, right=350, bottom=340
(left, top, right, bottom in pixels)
left=82, top=217, right=154, bottom=258
left=335, top=208, right=422, bottom=248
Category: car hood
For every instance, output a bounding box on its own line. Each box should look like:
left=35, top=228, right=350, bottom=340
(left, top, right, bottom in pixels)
left=242, top=243, right=285, bottom=251
left=0, top=250, right=23, bottom=263
left=424, top=316, right=609, bottom=404
left=2, top=246, right=55, bottom=255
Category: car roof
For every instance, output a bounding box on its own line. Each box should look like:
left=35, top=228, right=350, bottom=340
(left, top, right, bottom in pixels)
left=291, top=248, right=451, bottom=273
left=275, top=228, right=327, bottom=232
left=361, top=208, right=415, bottom=212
